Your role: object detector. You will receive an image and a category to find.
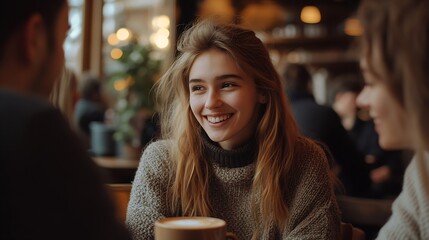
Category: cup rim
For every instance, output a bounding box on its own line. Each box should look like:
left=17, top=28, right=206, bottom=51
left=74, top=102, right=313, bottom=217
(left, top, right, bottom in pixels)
left=155, top=216, right=226, bottom=230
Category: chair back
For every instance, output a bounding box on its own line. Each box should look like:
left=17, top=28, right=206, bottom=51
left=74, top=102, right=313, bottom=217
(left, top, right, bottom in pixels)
left=341, top=222, right=366, bottom=240
left=107, top=183, right=132, bottom=222
left=337, top=195, right=393, bottom=227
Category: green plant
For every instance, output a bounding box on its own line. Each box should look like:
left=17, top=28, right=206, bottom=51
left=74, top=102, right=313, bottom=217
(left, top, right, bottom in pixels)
left=108, top=42, right=162, bottom=145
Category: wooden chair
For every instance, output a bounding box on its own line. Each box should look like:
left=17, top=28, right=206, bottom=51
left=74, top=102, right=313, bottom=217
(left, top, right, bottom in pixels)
left=107, top=183, right=132, bottom=223
left=341, top=222, right=366, bottom=240
left=337, top=195, right=394, bottom=239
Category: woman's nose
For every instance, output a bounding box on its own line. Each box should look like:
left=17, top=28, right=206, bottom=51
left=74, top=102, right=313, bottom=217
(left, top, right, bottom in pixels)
left=356, top=87, right=369, bottom=109
left=205, top=90, right=222, bottom=109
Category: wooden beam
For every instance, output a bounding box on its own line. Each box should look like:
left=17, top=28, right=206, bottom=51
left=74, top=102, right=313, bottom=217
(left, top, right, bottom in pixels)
left=81, top=0, right=103, bottom=77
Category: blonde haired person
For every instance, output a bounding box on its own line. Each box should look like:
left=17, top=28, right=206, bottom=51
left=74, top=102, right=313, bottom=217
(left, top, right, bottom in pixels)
left=49, top=67, right=79, bottom=124
left=126, top=18, right=340, bottom=239
left=357, top=0, right=429, bottom=238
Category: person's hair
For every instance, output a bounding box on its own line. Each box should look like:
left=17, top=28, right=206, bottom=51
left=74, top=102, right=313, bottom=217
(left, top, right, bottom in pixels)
left=0, top=0, right=67, bottom=58
left=358, top=0, right=429, bottom=157
left=328, top=73, right=364, bottom=105
left=283, top=63, right=312, bottom=92
left=50, top=67, right=78, bottom=124
left=79, top=73, right=101, bottom=101
left=155, top=18, right=300, bottom=236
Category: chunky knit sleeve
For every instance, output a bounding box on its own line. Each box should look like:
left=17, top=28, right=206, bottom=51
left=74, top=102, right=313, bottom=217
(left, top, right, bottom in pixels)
left=376, top=155, right=429, bottom=239
left=282, top=137, right=341, bottom=239
left=126, top=140, right=172, bottom=240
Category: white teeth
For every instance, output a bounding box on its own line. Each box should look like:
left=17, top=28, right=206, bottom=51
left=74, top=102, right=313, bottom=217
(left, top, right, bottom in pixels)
left=207, top=114, right=231, bottom=123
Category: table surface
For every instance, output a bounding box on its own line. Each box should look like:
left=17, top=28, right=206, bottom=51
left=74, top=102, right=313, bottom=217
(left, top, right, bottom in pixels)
left=93, top=156, right=139, bottom=169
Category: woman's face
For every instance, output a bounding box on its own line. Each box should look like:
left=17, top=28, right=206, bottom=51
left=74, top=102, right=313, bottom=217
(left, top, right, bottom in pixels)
left=189, top=48, right=265, bottom=150
left=333, top=91, right=358, bottom=119
left=357, top=57, right=411, bottom=150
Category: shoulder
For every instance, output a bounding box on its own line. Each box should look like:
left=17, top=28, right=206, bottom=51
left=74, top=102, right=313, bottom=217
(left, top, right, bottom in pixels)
left=286, top=137, right=337, bottom=215
left=0, top=90, right=64, bottom=140
left=293, top=136, right=331, bottom=173
left=295, top=136, right=326, bottom=158
left=402, top=154, right=429, bottom=188
left=0, top=90, right=54, bottom=118
left=292, top=99, right=331, bottom=113
left=138, top=140, right=172, bottom=173
left=142, top=140, right=170, bottom=159
left=376, top=155, right=429, bottom=239
left=311, top=104, right=340, bottom=120
left=291, top=100, right=340, bottom=124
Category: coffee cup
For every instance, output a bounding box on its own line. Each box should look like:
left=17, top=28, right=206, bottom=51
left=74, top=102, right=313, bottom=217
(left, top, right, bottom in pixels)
left=154, top=216, right=237, bottom=240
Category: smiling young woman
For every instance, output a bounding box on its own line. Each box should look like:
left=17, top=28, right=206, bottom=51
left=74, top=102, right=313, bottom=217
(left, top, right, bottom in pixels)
left=126, top=18, right=340, bottom=240
left=356, top=0, right=429, bottom=238
left=188, top=48, right=265, bottom=150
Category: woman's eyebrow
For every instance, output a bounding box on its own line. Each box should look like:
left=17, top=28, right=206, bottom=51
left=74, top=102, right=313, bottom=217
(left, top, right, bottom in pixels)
left=215, top=74, right=242, bottom=80
left=189, top=74, right=243, bottom=84
left=189, top=78, right=202, bottom=84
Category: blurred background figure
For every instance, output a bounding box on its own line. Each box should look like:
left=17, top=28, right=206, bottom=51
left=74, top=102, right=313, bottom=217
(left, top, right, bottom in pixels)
left=139, top=112, right=160, bottom=148
left=74, top=72, right=107, bottom=148
left=330, top=74, right=406, bottom=199
left=356, top=0, right=429, bottom=238
left=50, top=67, right=79, bottom=126
left=0, top=0, right=131, bottom=239
left=283, top=63, right=371, bottom=197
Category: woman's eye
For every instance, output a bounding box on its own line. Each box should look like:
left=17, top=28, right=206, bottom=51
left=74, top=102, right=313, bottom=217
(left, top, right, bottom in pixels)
left=191, top=85, right=204, bottom=92
left=222, top=82, right=235, bottom=88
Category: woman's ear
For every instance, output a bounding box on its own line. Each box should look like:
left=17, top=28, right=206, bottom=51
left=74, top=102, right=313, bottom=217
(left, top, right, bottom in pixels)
left=21, top=14, right=46, bottom=64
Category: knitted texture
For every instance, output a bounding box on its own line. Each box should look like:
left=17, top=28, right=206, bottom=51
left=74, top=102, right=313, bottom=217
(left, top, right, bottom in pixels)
left=126, top=137, right=340, bottom=239
left=376, top=153, right=429, bottom=239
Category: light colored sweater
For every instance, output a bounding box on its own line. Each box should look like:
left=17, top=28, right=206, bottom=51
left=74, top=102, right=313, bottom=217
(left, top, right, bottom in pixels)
left=126, top=137, right=340, bottom=240
left=376, top=153, right=429, bottom=239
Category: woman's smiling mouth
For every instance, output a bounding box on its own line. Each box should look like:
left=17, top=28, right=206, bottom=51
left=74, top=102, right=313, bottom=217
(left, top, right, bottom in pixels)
left=206, top=114, right=232, bottom=123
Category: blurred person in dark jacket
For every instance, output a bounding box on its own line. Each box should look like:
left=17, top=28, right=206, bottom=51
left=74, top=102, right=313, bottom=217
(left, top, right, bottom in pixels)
left=331, top=73, right=406, bottom=198
left=0, top=0, right=131, bottom=239
left=74, top=72, right=106, bottom=149
left=284, top=63, right=371, bottom=197
left=74, top=73, right=106, bottom=135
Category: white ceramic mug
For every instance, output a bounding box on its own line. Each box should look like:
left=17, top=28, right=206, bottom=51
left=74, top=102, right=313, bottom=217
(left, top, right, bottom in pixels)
left=154, top=216, right=237, bottom=240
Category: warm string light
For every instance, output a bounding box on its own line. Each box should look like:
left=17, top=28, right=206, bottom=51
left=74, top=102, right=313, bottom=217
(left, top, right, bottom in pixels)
left=110, top=48, right=123, bottom=59
left=150, top=15, right=170, bottom=49
left=108, top=15, right=170, bottom=55
left=300, top=6, right=321, bottom=24
left=344, top=17, right=363, bottom=36
left=113, top=76, right=134, bottom=91
left=108, top=27, right=132, bottom=61
left=107, top=33, right=120, bottom=45
left=116, top=28, right=131, bottom=41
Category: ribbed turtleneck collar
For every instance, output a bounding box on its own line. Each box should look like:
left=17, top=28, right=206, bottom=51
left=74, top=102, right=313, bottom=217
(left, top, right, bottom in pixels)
left=202, top=133, right=257, bottom=168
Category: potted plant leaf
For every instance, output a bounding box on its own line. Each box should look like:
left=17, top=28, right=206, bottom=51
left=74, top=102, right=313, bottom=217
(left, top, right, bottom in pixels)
left=108, top=41, right=162, bottom=159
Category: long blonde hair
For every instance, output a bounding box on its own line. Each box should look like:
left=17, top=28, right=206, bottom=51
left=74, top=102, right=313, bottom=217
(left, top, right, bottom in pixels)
left=358, top=0, right=429, bottom=158
left=155, top=18, right=299, bottom=233
left=49, top=67, right=78, bottom=124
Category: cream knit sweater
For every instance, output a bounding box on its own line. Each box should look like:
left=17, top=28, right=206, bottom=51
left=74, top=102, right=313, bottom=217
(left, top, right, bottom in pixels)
left=377, top=153, right=429, bottom=239
left=126, top=137, right=340, bottom=239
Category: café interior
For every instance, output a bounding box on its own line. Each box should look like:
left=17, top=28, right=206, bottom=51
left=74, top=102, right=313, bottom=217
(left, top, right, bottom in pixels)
left=64, top=0, right=413, bottom=239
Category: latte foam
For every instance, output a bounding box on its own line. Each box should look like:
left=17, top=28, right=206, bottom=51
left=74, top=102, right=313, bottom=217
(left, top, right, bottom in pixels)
left=158, top=217, right=225, bottom=229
